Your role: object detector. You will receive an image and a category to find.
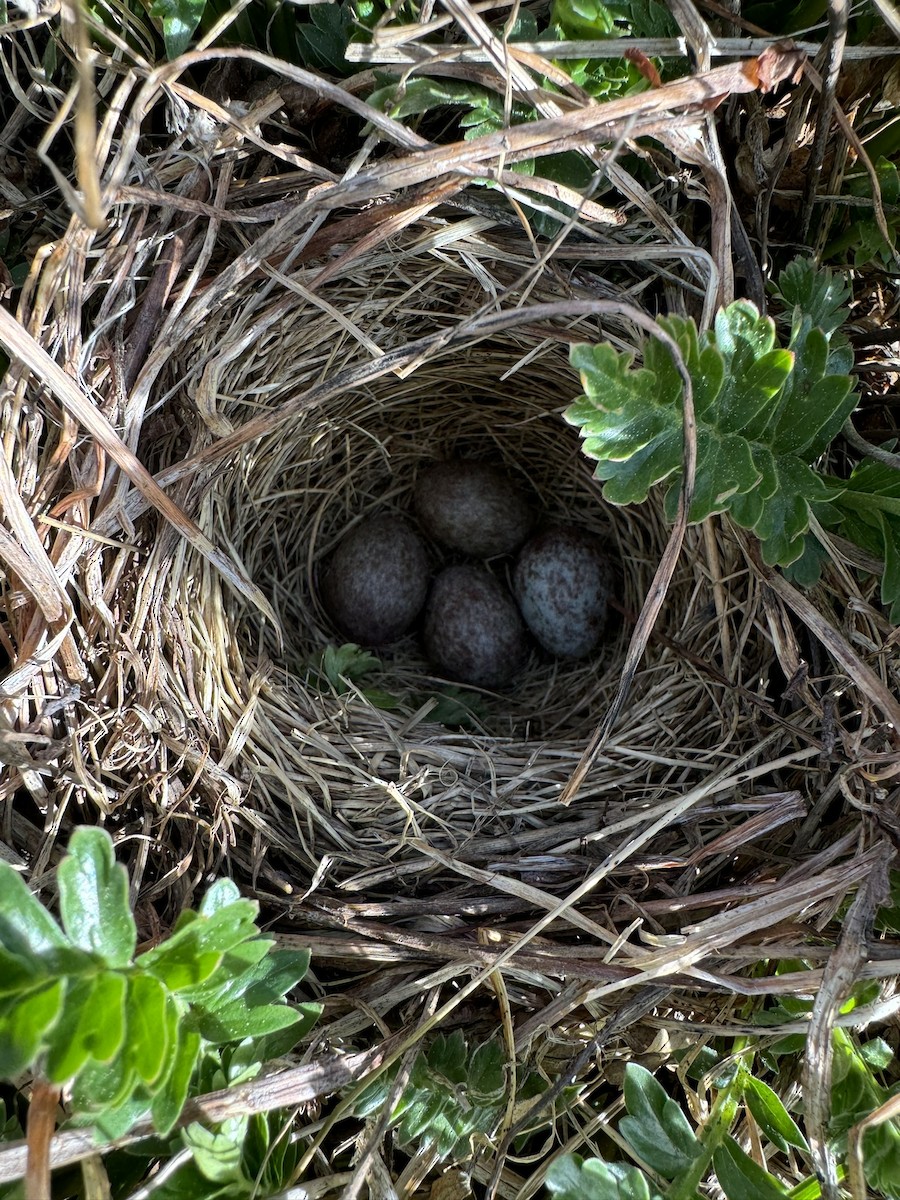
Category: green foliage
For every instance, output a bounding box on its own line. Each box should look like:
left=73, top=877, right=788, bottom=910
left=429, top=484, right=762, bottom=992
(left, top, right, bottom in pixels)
left=816, top=458, right=900, bottom=622
left=828, top=1029, right=900, bottom=1197
left=148, top=0, right=206, bottom=58
left=566, top=291, right=853, bottom=567
left=823, top=157, right=900, bottom=267
left=313, top=642, right=402, bottom=710
left=312, top=643, right=488, bottom=727
left=619, top=1064, right=701, bottom=1176
left=0, top=828, right=319, bottom=1150
left=544, top=1047, right=899, bottom=1200
left=295, top=1, right=356, bottom=74
left=355, top=1031, right=507, bottom=1160
left=545, top=1152, right=662, bottom=1200
left=566, top=259, right=900, bottom=618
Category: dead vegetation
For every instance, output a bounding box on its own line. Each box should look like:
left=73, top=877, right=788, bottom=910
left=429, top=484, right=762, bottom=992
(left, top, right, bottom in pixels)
left=0, top=0, right=899, bottom=1195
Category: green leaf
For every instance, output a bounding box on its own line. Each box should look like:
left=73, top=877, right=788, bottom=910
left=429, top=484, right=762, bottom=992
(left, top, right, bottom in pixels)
left=744, top=1076, right=808, bottom=1153
left=43, top=971, right=127, bottom=1083
left=0, top=861, right=68, bottom=959
left=319, top=642, right=382, bottom=688
left=545, top=1153, right=659, bottom=1200
left=551, top=0, right=618, bottom=37
left=859, top=1038, right=894, bottom=1071
left=768, top=325, right=856, bottom=456
left=189, top=998, right=302, bottom=1044
left=0, top=945, right=41, bottom=996
left=198, top=878, right=241, bottom=917
left=367, top=77, right=494, bottom=122
left=70, top=1049, right=140, bottom=1117
left=125, top=974, right=171, bottom=1084
left=619, top=1064, right=700, bottom=1177
left=0, top=980, right=65, bottom=1077
left=182, top=1118, right=248, bottom=1184
left=773, top=258, right=851, bottom=335
left=57, top=828, right=136, bottom=967
left=296, top=1, right=352, bottom=72
left=566, top=266, right=858, bottom=568
left=137, top=897, right=259, bottom=990
left=148, top=0, right=206, bottom=57
left=150, top=1027, right=201, bottom=1136
left=468, top=1040, right=505, bottom=1105
left=713, top=1137, right=789, bottom=1200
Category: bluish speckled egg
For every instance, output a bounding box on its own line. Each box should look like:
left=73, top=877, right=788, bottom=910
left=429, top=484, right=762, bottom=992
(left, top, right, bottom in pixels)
left=513, top=527, right=610, bottom=659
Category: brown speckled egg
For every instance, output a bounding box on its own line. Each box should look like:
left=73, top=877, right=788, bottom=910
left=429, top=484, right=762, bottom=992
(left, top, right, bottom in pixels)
left=414, top=460, right=533, bottom=557
left=513, top=526, right=611, bottom=659
left=320, top=515, right=429, bottom=646
left=423, top=564, right=528, bottom=688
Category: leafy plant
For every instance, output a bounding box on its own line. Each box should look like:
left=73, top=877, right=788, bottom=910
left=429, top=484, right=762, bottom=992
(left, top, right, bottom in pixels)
left=147, top=0, right=207, bottom=59
left=545, top=1049, right=898, bottom=1200
left=823, top=157, right=900, bottom=267
left=313, top=641, right=402, bottom=709
left=0, top=827, right=318, bottom=1185
left=355, top=1031, right=507, bottom=1160
left=565, top=258, right=900, bottom=619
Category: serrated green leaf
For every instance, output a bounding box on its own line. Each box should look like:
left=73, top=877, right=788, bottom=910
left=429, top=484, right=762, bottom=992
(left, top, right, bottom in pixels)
left=428, top=1032, right=468, bottom=1086
left=744, top=1076, right=808, bottom=1152
left=320, top=643, right=383, bottom=688
left=43, top=972, right=127, bottom=1083
left=399, top=1088, right=449, bottom=1143
left=774, top=258, right=851, bottom=334
left=123, top=974, right=171, bottom=1085
left=182, top=1118, right=247, bottom=1184
left=296, top=1, right=352, bottom=72
left=0, top=862, right=68, bottom=959
left=713, top=1137, right=789, bottom=1200
left=137, top=898, right=259, bottom=990
left=151, top=1026, right=201, bottom=1136
left=0, top=979, right=65, bottom=1077
left=619, top=1064, right=700, bottom=1177
left=148, top=0, right=205, bottom=57
left=468, top=1040, right=505, bottom=1103
left=567, top=270, right=859, bottom=568
left=714, top=299, right=778, bottom=362
left=545, top=1153, right=659, bottom=1200
left=198, top=878, right=241, bottom=917
left=69, top=1036, right=140, bottom=1116
left=57, top=828, right=136, bottom=967
left=768, top=327, right=856, bottom=457
left=752, top=457, right=834, bottom=566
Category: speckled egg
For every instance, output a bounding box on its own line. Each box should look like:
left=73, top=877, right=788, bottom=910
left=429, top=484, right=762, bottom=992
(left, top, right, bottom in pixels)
left=513, top=526, right=611, bottom=659
left=414, top=460, right=534, bottom=557
left=423, top=564, right=529, bottom=688
left=320, top=515, right=430, bottom=646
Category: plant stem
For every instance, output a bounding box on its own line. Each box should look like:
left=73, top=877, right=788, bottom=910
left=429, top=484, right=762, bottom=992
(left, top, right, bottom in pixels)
left=25, top=1079, right=60, bottom=1200
left=665, top=1050, right=749, bottom=1200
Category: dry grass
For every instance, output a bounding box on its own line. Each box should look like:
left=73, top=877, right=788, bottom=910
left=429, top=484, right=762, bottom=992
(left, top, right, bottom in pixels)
left=1, top=0, right=899, bottom=1193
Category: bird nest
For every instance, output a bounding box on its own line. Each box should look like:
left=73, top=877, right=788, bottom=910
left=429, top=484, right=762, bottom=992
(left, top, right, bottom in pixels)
left=2, top=48, right=898, bottom=1124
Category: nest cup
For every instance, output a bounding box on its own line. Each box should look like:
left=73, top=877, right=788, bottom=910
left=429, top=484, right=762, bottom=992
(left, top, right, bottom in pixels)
left=232, top=349, right=630, bottom=726
left=137, top=229, right=775, bottom=895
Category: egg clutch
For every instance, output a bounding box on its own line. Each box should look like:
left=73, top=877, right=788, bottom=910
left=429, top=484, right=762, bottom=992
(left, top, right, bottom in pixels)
left=319, top=460, right=613, bottom=689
